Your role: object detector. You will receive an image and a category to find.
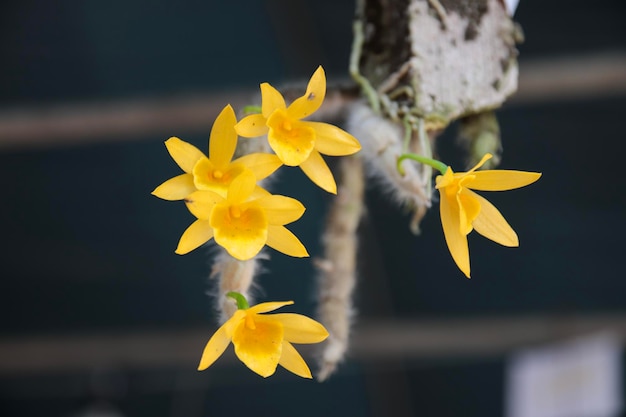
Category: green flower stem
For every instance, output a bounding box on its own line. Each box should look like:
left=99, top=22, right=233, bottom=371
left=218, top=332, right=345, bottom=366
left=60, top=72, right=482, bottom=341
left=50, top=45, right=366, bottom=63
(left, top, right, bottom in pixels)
left=349, top=19, right=381, bottom=114
left=418, top=117, right=433, bottom=198
left=402, top=115, right=413, bottom=152
left=397, top=153, right=449, bottom=176
left=242, top=105, right=262, bottom=115
left=227, top=291, right=250, bottom=310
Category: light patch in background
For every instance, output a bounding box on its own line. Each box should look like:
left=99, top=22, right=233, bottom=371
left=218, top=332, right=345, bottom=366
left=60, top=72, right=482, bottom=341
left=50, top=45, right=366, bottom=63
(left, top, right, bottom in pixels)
left=506, top=333, right=622, bottom=417
left=505, top=0, right=520, bottom=16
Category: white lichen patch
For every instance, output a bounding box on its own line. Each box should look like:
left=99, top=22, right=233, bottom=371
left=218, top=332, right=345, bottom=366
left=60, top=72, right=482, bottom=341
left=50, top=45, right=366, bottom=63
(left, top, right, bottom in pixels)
left=407, top=0, right=518, bottom=118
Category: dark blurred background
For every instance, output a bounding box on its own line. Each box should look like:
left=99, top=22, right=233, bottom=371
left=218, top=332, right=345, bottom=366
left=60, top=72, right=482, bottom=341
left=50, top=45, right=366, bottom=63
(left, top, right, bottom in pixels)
left=0, top=1, right=625, bottom=416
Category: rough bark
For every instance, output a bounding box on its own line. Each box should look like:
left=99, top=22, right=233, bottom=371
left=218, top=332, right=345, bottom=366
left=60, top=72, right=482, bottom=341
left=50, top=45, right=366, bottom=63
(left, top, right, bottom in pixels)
left=356, top=0, right=521, bottom=123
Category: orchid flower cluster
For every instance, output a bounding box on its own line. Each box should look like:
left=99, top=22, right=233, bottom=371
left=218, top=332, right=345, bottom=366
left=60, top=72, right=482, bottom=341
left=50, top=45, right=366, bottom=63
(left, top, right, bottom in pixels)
left=153, top=67, right=360, bottom=261
left=153, top=66, right=541, bottom=379
left=153, top=67, right=359, bottom=378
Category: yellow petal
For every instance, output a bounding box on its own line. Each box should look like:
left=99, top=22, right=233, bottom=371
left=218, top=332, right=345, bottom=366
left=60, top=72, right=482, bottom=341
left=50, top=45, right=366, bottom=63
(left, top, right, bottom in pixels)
left=435, top=168, right=455, bottom=189
left=278, top=341, right=312, bottom=378
left=226, top=170, right=257, bottom=204
left=267, top=110, right=316, bottom=166
left=261, top=83, right=287, bottom=118
left=265, top=225, right=309, bottom=258
left=468, top=170, right=542, bottom=191
left=247, top=301, right=294, bottom=315
left=211, top=203, right=268, bottom=260
left=251, top=185, right=272, bottom=199
left=235, top=114, right=269, bottom=138
left=175, top=219, right=214, bottom=255
left=307, top=121, right=361, bottom=156
left=233, top=153, right=283, bottom=180
left=165, top=137, right=205, bottom=174
left=286, top=66, right=326, bottom=120
left=439, top=188, right=471, bottom=278
left=185, top=190, right=222, bottom=220
left=152, top=173, right=195, bottom=201
left=299, top=150, right=337, bottom=194
left=472, top=192, right=519, bottom=247
left=256, top=195, right=305, bottom=225
left=197, top=311, right=245, bottom=371
left=232, top=316, right=284, bottom=378
left=457, top=187, right=481, bottom=235
left=467, top=153, right=493, bottom=173
left=209, top=105, right=238, bottom=168
left=269, top=313, right=329, bottom=343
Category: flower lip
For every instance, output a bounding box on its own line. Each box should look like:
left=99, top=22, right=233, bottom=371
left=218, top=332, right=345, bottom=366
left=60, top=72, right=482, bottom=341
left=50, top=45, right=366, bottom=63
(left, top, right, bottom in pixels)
left=211, top=201, right=269, bottom=260
left=267, top=109, right=316, bottom=166
left=192, top=159, right=250, bottom=197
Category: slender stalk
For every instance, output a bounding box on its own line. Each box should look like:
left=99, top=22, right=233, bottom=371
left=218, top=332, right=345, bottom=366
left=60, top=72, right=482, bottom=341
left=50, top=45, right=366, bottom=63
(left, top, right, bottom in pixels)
left=417, top=118, right=433, bottom=198
left=349, top=16, right=380, bottom=114
left=212, top=250, right=259, bottom=323
left=402, top=115, right=413, bottom=152
left=316, top=155, right=365, bottom=381
left=397, top=153, right=448, bottom=176
left=242, top=105, right=262, bottom=115
left=226, top=291, right=249, bottom=310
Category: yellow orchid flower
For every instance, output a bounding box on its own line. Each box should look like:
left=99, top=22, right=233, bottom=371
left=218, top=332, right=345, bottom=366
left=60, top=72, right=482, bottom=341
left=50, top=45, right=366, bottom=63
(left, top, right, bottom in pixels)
left=435, top=153, right=541, bottom=278
left=198, top=293, right=329, bottom=378
left=235, top=66, right=362, bottom=194
left=152, top=104, right=282, bottom=200
left=176, top=170, right=308, bottom=260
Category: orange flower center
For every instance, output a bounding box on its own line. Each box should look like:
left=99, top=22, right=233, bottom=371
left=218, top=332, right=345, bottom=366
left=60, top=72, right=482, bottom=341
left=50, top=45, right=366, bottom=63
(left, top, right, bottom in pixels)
left=229, top=206, right=242, bottom=219
left=266, top=109, right=316, bottom=166
left=244, top=314, right=256, bottom=330
left=281, top=119, right=293, bottom=131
